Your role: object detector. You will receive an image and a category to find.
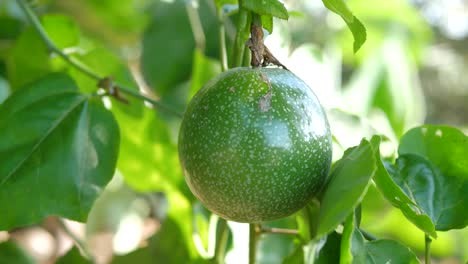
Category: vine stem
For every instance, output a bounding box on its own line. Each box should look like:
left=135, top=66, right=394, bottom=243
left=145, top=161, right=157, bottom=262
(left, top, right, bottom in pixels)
left=57, top=219, right=95, bottom=264
left=17, top=0, right=183, bottom=118
left=259, top=226, right=299, bottom=235
left=249, top=223, right=258, bottom=264
left=213, top=218, right=229, bottom=264
left=215, top=5, right=228, bottom=72
left=425, top=234, right=432, bottom=264
left=232, top=0, right=250, bottom=68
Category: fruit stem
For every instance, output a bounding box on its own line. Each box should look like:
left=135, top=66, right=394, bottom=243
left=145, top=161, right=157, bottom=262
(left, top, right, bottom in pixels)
left=17, top=0, right=183, bottom=118
left=425, top=234, right=432, bottom=264
left=214, top=218, right=229, bottom=264
left=215, top=3, right=228, bottom=71
left=249, top=223, right=258, bottom=264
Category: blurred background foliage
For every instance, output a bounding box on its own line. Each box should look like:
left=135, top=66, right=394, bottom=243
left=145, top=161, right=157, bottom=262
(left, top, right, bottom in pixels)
left=0, top=0, right=467, bottom=263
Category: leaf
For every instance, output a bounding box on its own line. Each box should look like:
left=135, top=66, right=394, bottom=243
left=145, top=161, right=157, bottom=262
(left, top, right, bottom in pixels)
left=364, top=239, right=420, bottom=263
left=41, top=15, right=80, bottom=49
left=0, top=73, right=119, bottom=229
left=141, top=0, right=219, bottom=96
left=189, top=49, right=221, bottom=101
left=316, top=139, right=377, bottom=237
left=314, top=232, right=341, bottom=264
left=243, top=0, right=289, bottom=20
left=398, top=125, right=468, bottom=231
left=370, top=136, right=436, bottom=238
left=393, top=154, right=468, bottom=231
left=261, top=15, right=273, bottom=34
left=0, top=240, right=35, bottom=264
left=321, top=0, right=366, bottom=52
left=56, top=247, right=92, bottom=264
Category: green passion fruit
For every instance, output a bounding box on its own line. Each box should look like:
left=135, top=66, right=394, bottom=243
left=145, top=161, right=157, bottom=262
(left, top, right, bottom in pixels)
left=178, top=67, right=332, bottom=223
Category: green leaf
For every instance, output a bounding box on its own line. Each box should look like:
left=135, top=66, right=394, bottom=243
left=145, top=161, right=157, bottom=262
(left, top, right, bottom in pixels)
left=0, top=76, right=10, bottom=104
left=317, top=139, right=377, bottom=237
left=314, top=232, right=341, bottom=264
left=364, top=239, right=420, bottom=263
left=141, top=0, right=219, bottom=96
left=393, top=154, right=468, bottom=232
left=398, top=125, right=468, bottom=231
left=370, top=136, right=436, bottom=238
left=261, top=15, right=273, bottom=34
left=0, top=73, right=119, bottom=229
left=42, top=15, right=80, bottom=49
left=189, top=49, right=221, bottom=101
left=0, top=240, right=35, bottom=264
left=243, top=0, right=289, bottom=20
left=56, top=247, right=92, bottom=264
left=321, top=0, right=366, bottom=52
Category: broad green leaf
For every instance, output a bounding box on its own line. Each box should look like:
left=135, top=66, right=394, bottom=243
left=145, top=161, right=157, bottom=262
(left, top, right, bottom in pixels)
left=393, top=154, right=468, bottom=231
left=321, top=0, right=366, bottom=52
left=317, top=139, right=377, bottom=237
left=371, top=137, right=436, bottom=238
left=56, top=247, right=92, bottom=264
left=398, top=125, right=468, bottom=231
left=365, top=239, right=419, bottom=263
left=243, top=0, right=289, bottom=20
left=0, top=240, right=35, bottom=264
left=0, top=73, right=119, bottom=229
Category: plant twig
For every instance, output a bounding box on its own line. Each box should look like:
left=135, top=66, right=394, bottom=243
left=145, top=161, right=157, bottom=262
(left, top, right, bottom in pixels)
left=259, top=225, right=299, bottom=236
left=17, top=0, right=183, bottom=118
left=425, top=234, right=432, bottom=264
left=57, top=219, right=95, bottom=263
left=249, top=223, right=258, bottom=264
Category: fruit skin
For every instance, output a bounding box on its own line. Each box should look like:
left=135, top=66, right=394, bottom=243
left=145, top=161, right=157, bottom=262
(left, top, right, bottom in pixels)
left=178, top=67, right=332, bottom=223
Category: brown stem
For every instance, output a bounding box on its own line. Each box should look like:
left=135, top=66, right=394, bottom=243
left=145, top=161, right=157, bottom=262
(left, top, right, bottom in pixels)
left=246, top=14, right=288, bottom=70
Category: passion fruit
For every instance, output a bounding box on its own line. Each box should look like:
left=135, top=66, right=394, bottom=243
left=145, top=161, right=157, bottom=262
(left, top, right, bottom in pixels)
left=178, top=67, right=332, bottom=223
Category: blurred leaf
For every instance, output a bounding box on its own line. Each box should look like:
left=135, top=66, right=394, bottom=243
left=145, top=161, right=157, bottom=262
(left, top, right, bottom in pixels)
left=0, top=73, right=119, bottom=229
left=41, top=15, right=80, bottom=49
left=261, top=15, right=273, bottom=34
left=314, top=232, right=341, bottom=264
left=317, top=139, right=377, bottom=237
left=112, top=102, right=187, bottom=195
left=7, top=14, right=81, bottom=89
left=141, top=0, right=219, bottom=97
left=243, top=0, right=288, bottom=20
left=371, top=137, right=436, bottom=237
left=398, top=125, right=468, bottom=231
left=321, top=0, right=366, bottom=52
left=215, top=0, right=238, bottom=7
left=56, top=247, right=92, bottom=264
left=189, top=49, right=221, bottom=101
left=0, top=240, right=35, bottom=264
left=0, top=16, right=23, bottom=40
